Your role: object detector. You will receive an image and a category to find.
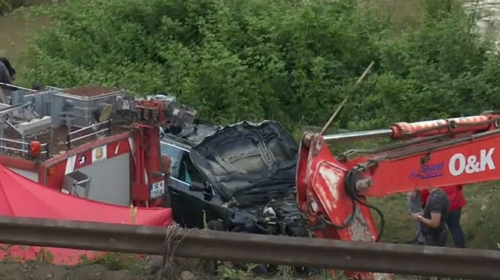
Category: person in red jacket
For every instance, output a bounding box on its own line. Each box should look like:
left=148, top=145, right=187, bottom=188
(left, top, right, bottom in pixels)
left=420, top=185, right=466, bottom=248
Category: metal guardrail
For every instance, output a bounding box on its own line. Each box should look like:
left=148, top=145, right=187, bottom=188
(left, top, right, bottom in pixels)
left=0, top=217, right=500, bottom=279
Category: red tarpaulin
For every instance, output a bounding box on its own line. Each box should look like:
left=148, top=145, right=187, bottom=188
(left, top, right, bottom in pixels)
left=0, top=165, right=173, bottom=264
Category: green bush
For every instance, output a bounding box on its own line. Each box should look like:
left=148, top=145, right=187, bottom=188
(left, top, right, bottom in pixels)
left=22, top=0, right=500, bottom=129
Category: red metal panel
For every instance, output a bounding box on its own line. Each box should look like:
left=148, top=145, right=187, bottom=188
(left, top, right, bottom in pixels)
left=41, top=132, right=132, bottom=191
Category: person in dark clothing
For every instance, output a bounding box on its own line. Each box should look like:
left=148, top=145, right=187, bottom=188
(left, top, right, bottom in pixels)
left=0, top=57, right=16, bottom=81
left=446, top=205, right=466, bottom=248
left=0, top=57, right=16, bottom=99
left=443, top=185, right=467, bottom=248
left=406, top=191, right=424, bottom=245
left=411, top=187, right=450, bottom=247
left=0, top=57, right=18, bottom=103
left=0, top=60, right=11, bottom=85
left=420, top=186, right=467, bottom=248
left=0, top=61, right=11, bottom=103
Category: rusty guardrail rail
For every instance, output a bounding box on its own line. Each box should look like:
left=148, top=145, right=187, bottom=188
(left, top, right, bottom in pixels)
left=0, top=216, right=499, bottom=279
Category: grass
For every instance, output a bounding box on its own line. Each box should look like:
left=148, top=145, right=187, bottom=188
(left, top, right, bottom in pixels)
left=0, top=245, right=329, bottom=280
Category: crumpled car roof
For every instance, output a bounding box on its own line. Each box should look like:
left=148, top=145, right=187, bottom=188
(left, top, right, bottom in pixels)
left=189, top=120, right=298, bottom=199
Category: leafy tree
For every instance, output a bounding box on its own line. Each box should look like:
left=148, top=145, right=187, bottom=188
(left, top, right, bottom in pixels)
left=22, top=0, right=500, bottom=129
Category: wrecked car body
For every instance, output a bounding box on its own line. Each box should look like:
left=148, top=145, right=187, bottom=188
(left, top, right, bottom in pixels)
left=161, top=120, right=307, bottom=237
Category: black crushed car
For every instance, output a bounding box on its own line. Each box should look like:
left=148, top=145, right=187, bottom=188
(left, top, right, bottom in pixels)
left=160, top=120, right=307, bottom=237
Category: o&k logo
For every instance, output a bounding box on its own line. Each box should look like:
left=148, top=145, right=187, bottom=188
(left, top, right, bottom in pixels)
left=448, top=148, right=496, bottom=176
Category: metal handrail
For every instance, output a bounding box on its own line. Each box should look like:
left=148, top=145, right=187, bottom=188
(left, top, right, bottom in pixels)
left=0, top=137, right=49, bottom=158
left=65, top=119, right=113, bottom=149
left=0, top=82, right=36, bottom=92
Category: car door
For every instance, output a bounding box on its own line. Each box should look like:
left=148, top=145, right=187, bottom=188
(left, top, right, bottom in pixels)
left=172, top=151, right=211, bottom=228
left=160, top=142, right=191, bottom=224
left=160, top=142, right=209, bottom=228
left=181, top=152, right=226, bottom=225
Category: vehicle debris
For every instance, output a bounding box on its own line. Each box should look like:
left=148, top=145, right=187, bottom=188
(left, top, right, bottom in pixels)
left=161, top=119, right=307, bottom=237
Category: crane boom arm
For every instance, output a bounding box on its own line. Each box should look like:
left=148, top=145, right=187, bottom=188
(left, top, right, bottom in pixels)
left=296, top=113, right=500, bottom=280
left=358, top=131, right=499, bottom=197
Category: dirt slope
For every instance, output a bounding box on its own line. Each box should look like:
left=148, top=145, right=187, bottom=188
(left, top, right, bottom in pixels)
left=0, top=2, right=50, bottom=67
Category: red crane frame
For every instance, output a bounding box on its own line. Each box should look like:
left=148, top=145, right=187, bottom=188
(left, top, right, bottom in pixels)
left=296, top=113, right=500, bottom=279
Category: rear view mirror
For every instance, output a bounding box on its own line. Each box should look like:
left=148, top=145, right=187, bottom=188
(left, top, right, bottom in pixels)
left=189, top=182, right=206, bottom=192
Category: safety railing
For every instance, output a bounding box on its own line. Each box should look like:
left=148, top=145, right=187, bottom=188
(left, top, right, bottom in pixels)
left=0, top=82, right=37, bottom=91
left=0, top=82, right=36, bottom=105
left=0, top=216, right=499, bottom=279
left=0, top=137, right=49, bottom=159
left=0, top=83, right=55, bottom=118
left=65, top=119, right=113, bottom=149
left=0, top=95, right=52, bottom=159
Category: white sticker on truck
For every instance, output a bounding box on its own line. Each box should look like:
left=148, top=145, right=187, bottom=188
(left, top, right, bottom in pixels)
left=150, top=180, right=165, bottom=199
left=449, top=148, right=496, bottom=176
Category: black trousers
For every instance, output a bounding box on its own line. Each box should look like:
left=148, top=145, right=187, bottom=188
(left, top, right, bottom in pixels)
left=446, top=208, right=466, bottom=248
left=422, top=228, right=448, bottom=247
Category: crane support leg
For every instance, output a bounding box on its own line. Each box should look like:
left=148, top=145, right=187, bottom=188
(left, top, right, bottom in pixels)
left=296, top=132, right=391, bottom=280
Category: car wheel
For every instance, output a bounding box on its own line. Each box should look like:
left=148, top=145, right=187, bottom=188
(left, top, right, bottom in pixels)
left=207, top=220, right=223, bottom=231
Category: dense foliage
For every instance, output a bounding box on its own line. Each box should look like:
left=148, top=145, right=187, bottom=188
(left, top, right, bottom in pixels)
left=22, top=0, right=500, bottom=129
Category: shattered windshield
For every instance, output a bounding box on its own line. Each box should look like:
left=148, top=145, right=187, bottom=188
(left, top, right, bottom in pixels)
left=189, top=121, right=298, bottom=199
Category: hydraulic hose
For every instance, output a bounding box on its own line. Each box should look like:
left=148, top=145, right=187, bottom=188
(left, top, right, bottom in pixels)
left=314, top=166, right=385, bottom=242
left=345, top=168, right=385, bottom=242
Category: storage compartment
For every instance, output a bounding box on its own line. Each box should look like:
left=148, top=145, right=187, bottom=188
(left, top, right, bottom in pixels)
left=51, top=86, right=124, bottom=128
